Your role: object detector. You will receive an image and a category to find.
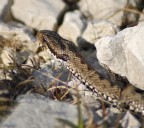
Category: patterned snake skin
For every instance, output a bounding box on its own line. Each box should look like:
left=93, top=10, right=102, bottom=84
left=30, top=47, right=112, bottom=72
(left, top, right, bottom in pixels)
left=37, top=30, right=144, bottom=116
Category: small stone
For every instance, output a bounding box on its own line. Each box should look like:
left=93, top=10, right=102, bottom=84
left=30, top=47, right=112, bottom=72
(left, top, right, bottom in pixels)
left=120, top=111, right=141, bottom=128
left=11, top=0, right=67, bottom=30
left=0, top=22, right=37, bottom=52
left=38, top=49, right=55, bottom=63
left=0, top=22, right=38, bottom=66
left=32, top=61, right=69, bottom=89
left=78, top=0, right=126, bottom=26
left=81, top=20, right=119, bottom=44
left=58, top=10, right=85, bottom=45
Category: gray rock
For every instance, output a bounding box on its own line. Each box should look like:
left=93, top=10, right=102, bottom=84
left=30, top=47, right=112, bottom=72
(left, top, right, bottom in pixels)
left=38, top=49, right=53, bottom=62
left=1, top=47, right=36, bottom=66
left=95, top=23, right=144, bottom=90
left=1, top=93, right=87, bottom=128
left=81, top=20, right=119, bottom=44
left=0, top=22, right=38, bottom=66
left=120, top=111, right=141, bottom=128
left=78, top=0, right=126, bottom=26
left=11, top=0, right=67, bottom=30
left=33, top=61, right=70, bottom=88
left=0, top=22, right=36, bottom=51
left=58, top=10, right=85, bottom=45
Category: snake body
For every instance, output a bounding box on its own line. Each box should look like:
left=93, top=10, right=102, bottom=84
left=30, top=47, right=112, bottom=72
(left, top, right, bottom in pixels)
left=37, top=30, right=144, bottom=115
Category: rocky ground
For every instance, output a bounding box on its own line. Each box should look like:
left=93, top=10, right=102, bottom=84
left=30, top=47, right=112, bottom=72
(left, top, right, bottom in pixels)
left=0, top=0, right=144, bottom=128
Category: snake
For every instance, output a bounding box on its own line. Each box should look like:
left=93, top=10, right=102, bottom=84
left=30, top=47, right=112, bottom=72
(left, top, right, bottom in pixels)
left=37, top=30, right=144, bottom=116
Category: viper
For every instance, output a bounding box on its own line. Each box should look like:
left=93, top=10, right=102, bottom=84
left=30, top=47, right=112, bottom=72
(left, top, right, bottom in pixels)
left=37, top=30, right=144, bottom=116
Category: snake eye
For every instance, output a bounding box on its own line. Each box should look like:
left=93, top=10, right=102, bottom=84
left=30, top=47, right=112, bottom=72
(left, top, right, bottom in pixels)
left=43, top=36, right=47, bottom=42
left=56, top=54, right=69, bottom=61
left=62, top=54, right=69, bottom=61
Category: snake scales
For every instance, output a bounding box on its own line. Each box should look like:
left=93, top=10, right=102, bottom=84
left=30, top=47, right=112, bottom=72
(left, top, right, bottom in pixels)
left=37, top=30, right=144, bottom=116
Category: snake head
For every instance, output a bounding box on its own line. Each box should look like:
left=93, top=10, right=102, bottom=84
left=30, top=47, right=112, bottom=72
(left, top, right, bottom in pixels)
left=37, top=30, right=70, bottom=61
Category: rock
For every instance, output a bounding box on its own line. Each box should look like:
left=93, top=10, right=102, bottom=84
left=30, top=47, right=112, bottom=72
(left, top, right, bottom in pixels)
left=0, top=0, right=12, bottom=21
left=78, top=0, right=126, bottom=26
left=120, top=111, right=141, bottom=128
left=81, top=20, right=119, bottom=44
left=0, top=22, right=37, bottom=51
left=1, top=93, right=88, bottom=128
left=93, top=109, right=140, bottom=127
left=32, top=60, right=69, bottom=88
left=0, top=22, right=38, bottom=66
left=95, top=23, right=144, bottom=90
left=93, top=108, right=121, bottom=126
left=11, top=0, right=67, bottom=30
left=16, top=49, right=36, bottom=64
left=0, top=44, right=36, bottom=66
left=77, top=20, right=118, bottom=62
left=38, top=47, right=57, bottom=63
left=58, top=10, right=85, bottom=45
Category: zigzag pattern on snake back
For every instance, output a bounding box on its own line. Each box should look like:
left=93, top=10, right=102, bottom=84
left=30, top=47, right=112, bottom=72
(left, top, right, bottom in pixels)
left=37, top=30, right=144, bottom=116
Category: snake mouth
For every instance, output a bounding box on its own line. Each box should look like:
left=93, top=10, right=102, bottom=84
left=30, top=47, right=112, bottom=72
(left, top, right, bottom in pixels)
left=35, top=40, right=48, bottom=54
left=37, top=42, right=46, bottom=53
left=39, top=42, right=46, bottom=50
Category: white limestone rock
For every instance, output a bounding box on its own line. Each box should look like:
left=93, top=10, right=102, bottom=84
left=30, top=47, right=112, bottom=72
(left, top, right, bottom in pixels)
left=0, top=22, right=37, bottom=51
left=95, top=23, right=144, bottom=90
left=11, top=0, right=67, bottom=30
left=58, top=10, right=85, bottom=45
left=78, top=0, right=126, bottom=26
left=81, top=20, right=119, bottom=44
left=0, top=22, right=38, bottom=66
left=1, top=94, right=87, bottom=128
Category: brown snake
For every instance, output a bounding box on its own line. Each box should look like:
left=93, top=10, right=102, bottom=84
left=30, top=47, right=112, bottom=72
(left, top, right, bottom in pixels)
left=37, top=30, right=144, bottom=116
